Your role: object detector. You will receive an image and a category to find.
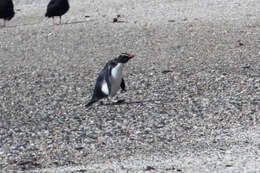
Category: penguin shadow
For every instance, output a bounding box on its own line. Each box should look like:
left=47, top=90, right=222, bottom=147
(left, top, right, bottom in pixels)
left=1, top=21, right=67, bottom=28
left=63, top=15, right=93, bottom=25
left=63, top=20, right=90, bottom=25
left=85, top=98, right=176, bottom=110
left=0, top=22, right=40, bottom=28
left=1, top=18, right=91, bottom=29
left=102, top=98, right=175, bottom=106
left=102, top=99, right=141, bottom=106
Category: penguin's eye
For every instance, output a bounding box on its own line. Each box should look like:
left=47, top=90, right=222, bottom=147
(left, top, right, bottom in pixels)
left=111, top=62, right=117, bottom=67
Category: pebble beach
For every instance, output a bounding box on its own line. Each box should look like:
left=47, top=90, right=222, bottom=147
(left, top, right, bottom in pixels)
left=0, top=0, right=260, bottom=172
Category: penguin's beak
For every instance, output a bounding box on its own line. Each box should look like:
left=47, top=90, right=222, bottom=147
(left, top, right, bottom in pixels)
left=129, top=54, right=135, bottom=59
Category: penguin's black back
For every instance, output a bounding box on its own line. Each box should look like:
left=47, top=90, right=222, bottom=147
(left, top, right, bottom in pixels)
left=45, top=0, right=69, bottom=18
left=0, top=0, right=15, bottom=20
left=86, top=63, right=112, bottom=108
left=91, top=65, right=110, bottom=101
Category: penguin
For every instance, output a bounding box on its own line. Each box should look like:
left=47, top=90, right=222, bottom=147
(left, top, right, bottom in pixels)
left=86, top=53, right=135, bottom=108
left=45, top=0, right=69, bottom=25
left=0, top=0, right=15, bottom=27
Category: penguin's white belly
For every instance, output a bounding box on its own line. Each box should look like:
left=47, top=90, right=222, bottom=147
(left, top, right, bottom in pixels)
left=110, top=63, right=123, bottom=97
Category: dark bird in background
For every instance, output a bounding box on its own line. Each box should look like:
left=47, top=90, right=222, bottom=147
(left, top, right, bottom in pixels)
left=45, top=0, right=69, bottom=25
left=86, top=53, right=135, bottom=108
left=0, top=0, right=15, bottom=27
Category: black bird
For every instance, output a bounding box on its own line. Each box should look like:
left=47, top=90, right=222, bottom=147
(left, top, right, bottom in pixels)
left=86, top=53, right=135, bottom=108
left=45, top=0, right=69, bottom=25
left=0, top=0, right=15, bottom=27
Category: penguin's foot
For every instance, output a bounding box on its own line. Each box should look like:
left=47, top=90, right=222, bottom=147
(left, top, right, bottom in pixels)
left=121, top=89, right=127, bottom=93
left=108, top=96, right=118, bottom=103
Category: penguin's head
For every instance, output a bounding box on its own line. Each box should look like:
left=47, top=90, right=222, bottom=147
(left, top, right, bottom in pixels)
left=116, top=53, right=135, bottom=64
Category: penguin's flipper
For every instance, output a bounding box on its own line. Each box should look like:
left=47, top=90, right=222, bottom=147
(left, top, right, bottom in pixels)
left=105, top=64, right=113, bottom=93
left=120, top=78, right=126, bottom=92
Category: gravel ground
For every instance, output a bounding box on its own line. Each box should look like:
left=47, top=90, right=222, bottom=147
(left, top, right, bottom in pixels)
left=0, top=0, right=260, bottom=172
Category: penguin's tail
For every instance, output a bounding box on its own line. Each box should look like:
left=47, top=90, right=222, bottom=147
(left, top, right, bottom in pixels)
left=85, top=99, right=96, bottom=108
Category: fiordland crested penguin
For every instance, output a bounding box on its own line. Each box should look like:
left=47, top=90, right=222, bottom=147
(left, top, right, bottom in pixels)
left=86, top=53, right=135, bottom=108
left=45, top=0, right=70, bottom=25
left=0, top=0, right=15, bottom=27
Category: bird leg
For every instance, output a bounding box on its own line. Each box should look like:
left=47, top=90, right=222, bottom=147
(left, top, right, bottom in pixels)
left=59, top=16, right=62, bottom=25
left=52, top=17, right=55, bottom=25
left=108, top=96, right=118, bottom=103
left=1, top=20, right=6, bottom=27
